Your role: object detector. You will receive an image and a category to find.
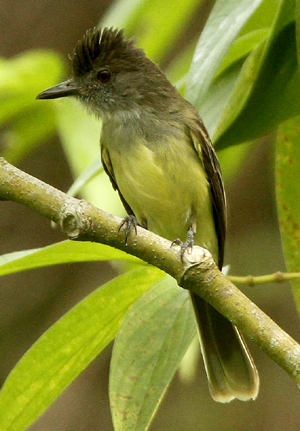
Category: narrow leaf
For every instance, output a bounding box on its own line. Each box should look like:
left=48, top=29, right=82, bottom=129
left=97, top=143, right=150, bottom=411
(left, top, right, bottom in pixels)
left=215, top=0, right=298, bottom=148
left=216, top=28, right=270, bottom=77
left=0, top=50, right=64, bottom=162
left=67, top=160, right=103, bottom=197
left=295, top=0, right=300, bottom=63
left=110, top=276, right=196, bottom=431
left=186, top=0, right=264, bottom=109
left=0, top=240, right=142, bottom=277
left=103, top=0, right=201, bottom=62
left=197, top=58, right=244, bottom=136
left=276, top=115, right=300, bottom=314
left=0, top=50, right=63, bottom=126
left=0, top=267, right=164, bottom=431
left=2, top=105, right=56, bottom=164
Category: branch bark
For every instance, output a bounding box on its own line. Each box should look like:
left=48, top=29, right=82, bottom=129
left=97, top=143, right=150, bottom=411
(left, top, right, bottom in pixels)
left=1, top=156, right=300, bottom=386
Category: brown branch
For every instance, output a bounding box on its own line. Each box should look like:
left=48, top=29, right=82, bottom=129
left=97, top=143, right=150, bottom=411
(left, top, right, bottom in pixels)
left=1, top=156, right=300, bottom=386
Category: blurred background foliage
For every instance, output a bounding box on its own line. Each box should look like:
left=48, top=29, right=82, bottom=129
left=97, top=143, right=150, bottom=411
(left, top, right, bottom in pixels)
left=1, top=0, right=300, bottom=430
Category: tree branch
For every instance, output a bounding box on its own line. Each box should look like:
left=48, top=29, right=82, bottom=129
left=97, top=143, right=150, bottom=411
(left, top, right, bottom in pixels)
left=1, top=157, right=300, bottom=386
left=229, top=272, right=300, bottom=286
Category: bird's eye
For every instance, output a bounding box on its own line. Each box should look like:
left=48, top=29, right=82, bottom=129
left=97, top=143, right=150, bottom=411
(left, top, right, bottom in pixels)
left=97, top=69, right=111, bottom=83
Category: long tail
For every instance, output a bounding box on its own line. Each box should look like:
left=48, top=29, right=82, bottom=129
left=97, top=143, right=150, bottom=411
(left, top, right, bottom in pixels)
left=191, top=293, right=259, bottom=402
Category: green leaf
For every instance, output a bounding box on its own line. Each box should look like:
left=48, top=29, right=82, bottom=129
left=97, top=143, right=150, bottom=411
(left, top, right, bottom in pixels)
left=240, top=0, right=281, bottom=35
left=110, top=276, right=196, bottom=431
left=0, top=266, right=164, bottom=431
left=0, top=240, right=142, bottom=277
left=102, top=0, right=201, bottom=62
left=67, top=159, right=103, bottom=197
left=198, top=58, right=245, bottom=136
left=185, top=0, right=265, bottom=109
left=276, top=115, right=300, bottom=314
left=296, top=0, right=300, bottom=62
left=2, top=105, right=56, bottom=164
left=0, top=50, right=64, bottom=162
left=216, top=28, right=270, bottom=77
left=0, top=50, right=63, bottom=125
left=214, top=0, right=298, bottom=148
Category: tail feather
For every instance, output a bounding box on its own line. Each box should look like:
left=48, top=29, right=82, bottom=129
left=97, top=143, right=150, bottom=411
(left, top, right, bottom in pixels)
left=191, top=293, right=259, bottom=402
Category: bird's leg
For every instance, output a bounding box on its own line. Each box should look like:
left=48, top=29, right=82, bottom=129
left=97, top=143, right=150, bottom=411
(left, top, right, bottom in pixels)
left=171, top=226, right=195, bottom=260
left=118, top=215, right=138, bottom=245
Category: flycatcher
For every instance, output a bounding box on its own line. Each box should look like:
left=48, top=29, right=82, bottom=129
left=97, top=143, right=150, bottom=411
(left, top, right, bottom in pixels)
left=37, top=27, right=259, bottom=402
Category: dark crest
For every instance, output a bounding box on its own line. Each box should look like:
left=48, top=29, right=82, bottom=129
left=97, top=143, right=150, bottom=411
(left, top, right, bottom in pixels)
left=72, top=27, right=144, bottom=76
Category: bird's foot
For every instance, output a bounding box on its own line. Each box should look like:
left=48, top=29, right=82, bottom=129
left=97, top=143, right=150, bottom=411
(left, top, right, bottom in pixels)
left=119, top=215, right=138, bottom=244
left=171, top=227, right=195, bottom=260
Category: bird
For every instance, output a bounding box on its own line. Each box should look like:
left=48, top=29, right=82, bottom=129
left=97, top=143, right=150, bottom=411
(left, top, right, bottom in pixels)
left=37, top=26, right=259, bottom=402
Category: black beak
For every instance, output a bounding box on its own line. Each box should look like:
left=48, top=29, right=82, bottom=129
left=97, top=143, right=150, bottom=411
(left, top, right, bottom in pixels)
left=36, top=80, right=80, bottom=100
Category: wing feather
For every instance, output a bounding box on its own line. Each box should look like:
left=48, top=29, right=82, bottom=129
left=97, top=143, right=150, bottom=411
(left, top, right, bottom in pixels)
left=101, top=146, right=135, bottom=216
left=189, top=120, right=226, bottom=269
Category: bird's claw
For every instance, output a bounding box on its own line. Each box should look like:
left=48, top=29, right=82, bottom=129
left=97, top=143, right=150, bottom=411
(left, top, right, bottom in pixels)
left=171, top=227, right=195, bottom=261
left=119, top=215, right=138, bottom=244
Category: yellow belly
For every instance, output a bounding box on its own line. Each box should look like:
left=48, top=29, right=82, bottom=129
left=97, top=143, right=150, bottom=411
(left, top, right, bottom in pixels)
left=106, top=135, right=218, bottom=261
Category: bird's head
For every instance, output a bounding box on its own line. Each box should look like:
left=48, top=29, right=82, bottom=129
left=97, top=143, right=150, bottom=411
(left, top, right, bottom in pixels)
left=37, top=27, right=176, bottom=118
